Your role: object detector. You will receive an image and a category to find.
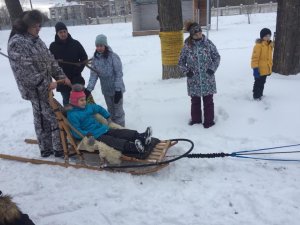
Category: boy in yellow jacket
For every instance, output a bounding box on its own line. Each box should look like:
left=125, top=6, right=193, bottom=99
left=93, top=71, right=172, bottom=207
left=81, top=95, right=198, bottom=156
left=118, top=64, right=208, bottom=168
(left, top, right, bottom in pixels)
left=251, top=28, right=274, bottom=100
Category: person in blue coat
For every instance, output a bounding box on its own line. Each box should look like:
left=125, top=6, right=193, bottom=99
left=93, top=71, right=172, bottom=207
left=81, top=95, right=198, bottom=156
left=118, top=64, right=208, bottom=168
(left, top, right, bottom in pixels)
left=67, top=85, right=151, bottom=154
left=86, top=34, right=126, bottom=127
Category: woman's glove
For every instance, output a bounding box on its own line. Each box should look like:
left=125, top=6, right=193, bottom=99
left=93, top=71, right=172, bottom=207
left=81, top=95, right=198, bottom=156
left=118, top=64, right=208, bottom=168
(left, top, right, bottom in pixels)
left=84, top=89, right=91, bottom=98
left=114, top=91, right=122, bottom=104
left=186, top=71, right=194, bottom=78
left=86, top=132, right=95, bottom=146
left=253, top=68, right=260, bottom=78
left=206, top=69, right=215, bottom=75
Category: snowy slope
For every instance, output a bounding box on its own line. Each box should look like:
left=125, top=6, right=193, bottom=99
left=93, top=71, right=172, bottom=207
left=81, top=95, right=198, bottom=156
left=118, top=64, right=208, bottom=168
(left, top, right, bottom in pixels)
left=0, top=13, right=300, bottom=225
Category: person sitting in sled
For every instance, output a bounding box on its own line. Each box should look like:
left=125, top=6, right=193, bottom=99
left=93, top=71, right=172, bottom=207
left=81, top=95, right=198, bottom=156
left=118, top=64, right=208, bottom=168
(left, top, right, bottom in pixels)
left=67, top=84, right=152, bottom=155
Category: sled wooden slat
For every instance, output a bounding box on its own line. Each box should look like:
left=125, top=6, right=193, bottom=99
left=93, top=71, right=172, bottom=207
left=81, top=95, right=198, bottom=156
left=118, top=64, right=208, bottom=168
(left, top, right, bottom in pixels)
left=25, top=139, right=38, bottom=144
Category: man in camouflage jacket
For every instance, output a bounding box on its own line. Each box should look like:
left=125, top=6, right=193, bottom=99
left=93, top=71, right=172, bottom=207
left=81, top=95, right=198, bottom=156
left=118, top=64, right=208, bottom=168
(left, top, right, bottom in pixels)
left=7, top=10, right=70, bottom=157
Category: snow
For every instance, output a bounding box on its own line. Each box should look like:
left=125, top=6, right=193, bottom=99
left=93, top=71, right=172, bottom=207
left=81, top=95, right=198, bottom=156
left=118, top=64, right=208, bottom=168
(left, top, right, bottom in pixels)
left=1, top=12, right=300, bottom=225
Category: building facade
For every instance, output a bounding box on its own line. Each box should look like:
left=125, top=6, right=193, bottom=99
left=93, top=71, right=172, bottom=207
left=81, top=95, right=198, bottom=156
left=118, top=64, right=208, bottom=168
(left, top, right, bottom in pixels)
left=49, top=2, right=86, bottom=23
left=68, top=0, right=131, bottom=17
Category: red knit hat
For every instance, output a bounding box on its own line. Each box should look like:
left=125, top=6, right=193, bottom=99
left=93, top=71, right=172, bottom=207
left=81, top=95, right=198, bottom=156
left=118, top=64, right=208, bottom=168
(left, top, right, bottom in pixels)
left=69, top=84, right=86, bottom=106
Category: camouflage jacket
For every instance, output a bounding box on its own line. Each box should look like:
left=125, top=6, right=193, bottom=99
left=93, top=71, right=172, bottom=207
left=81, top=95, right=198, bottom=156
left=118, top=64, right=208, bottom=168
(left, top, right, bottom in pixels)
left=178, top=35, right=220, bottom=97
left=8, top=33, right=66, bottom=100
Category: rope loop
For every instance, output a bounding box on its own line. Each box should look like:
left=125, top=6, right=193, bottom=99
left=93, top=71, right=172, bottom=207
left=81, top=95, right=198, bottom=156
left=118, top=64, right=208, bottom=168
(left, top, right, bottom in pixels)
left=187, top=152, right=232, bottom=159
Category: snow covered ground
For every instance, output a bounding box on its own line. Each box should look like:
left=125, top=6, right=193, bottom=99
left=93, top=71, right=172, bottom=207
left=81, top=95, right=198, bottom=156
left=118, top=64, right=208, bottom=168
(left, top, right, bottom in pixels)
left=1, top=13, right=300, bottom=225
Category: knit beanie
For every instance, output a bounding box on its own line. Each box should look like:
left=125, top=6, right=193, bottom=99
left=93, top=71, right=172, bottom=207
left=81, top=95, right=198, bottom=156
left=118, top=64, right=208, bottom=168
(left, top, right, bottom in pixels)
left=260, top=28, right=271, bottom=39
left=69, top=84, right=86, bottom=107
left=55, top=22, right=67, bottom=33
left=95, top=34, right=108, bottom=46
left=189, top=23, right=202, bottom=36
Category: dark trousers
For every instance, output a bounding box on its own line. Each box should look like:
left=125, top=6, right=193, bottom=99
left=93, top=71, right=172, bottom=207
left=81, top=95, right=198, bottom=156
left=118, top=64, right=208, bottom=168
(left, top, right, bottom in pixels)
left=31, top=97, right=63, bottom=155
left=60, top=90, right=71, bottom=106
left=97, top=129, right=138, bottom=152
left=191, top=95, right=214, bottom=126
left=253, top=76, right=267, bottom=99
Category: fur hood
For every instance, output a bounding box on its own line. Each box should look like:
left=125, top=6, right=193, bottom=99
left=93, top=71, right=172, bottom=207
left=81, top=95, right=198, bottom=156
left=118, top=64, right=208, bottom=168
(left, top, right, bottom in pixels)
left=0, top=195, right=21, bottom=224
left=255, top=38, right=273, bottom=44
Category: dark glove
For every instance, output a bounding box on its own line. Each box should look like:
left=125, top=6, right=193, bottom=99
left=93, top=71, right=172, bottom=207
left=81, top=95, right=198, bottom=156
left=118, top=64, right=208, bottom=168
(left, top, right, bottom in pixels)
left=84, top=89, right=91, bottom=98
left=206, top=69, right=215, bottom=75
left=186, top=71, right=194, bottom=78
left=86, top=133, right=95, bottom=146
left=114, top=91, right=122, bottom=104
left=86, top=132, right=93, bottom=137
left=253, top=68, right=260, bottom=78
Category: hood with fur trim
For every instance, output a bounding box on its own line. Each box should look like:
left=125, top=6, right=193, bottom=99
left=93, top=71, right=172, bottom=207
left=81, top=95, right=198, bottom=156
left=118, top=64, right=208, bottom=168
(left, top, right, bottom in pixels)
left=0, top=195, right=21, bottom=224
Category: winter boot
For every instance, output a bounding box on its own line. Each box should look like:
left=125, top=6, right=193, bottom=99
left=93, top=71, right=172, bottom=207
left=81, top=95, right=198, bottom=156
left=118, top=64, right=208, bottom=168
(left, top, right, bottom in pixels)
left=123, top=139, right=145, bottom=154
left=54, top=151, right=64, bottom=158
left=138, top=127, right=152, bottom=146
left=41, top=151, right=53, bottom=158
left=203, top=121, right=215, bottom=129
left=135, top=139, right=145, bottom=153
left=188, top=120, right=201, bottom=126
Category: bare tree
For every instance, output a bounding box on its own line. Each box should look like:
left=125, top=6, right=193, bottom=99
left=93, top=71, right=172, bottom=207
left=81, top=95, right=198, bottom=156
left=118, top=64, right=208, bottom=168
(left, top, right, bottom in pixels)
left=0, top=6, right=11, bottom=29
left=242, top=0, right=255, bottom=24
left=5, top=0, right=23, bottom=23
left=157, top=0, right=184, bottom=79
left=273, top=0, right=300, bottom=75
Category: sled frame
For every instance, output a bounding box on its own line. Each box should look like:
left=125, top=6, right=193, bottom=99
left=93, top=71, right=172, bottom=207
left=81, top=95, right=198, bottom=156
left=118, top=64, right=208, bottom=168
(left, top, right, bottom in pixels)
left=45, top=87, right=177, bottom=174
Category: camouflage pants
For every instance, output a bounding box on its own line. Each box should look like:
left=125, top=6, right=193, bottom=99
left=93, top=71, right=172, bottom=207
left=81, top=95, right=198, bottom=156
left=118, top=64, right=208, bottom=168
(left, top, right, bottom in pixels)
left=31, top=97, right=63, bottom=156
left=104, top=95, right=125, bottom=127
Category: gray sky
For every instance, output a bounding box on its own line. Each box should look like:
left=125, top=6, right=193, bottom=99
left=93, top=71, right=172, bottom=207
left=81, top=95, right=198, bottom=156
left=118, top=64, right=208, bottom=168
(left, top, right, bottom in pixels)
left=0, top=0, right=66, bottom=11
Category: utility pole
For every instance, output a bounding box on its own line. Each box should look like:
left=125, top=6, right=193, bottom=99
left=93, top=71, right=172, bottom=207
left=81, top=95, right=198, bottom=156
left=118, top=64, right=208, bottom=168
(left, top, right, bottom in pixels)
left=29, top=0, right=33, bottom=9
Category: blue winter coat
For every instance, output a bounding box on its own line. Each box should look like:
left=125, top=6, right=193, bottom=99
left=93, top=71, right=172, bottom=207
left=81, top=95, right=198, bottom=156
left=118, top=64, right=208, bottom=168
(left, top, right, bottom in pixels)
left=178, top=35, right=220, bottom=97
left=67, top=104, right=110, bottom=139
left=86, top=47, right=125, bottom=96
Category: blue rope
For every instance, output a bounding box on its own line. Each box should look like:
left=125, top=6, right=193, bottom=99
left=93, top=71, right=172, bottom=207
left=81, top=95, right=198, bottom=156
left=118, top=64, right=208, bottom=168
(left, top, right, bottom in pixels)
left=233, top=143, right=300, bottom=154
left=233, top=155, right=300, bottom=162
left=187, top=143, right=300, bottom=162
left=230, top=143, right=300, bottom=162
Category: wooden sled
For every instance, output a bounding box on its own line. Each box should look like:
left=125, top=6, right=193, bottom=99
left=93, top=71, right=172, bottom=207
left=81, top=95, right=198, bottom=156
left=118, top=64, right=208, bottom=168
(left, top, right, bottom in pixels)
left=21, top=84, right=178, bottom=175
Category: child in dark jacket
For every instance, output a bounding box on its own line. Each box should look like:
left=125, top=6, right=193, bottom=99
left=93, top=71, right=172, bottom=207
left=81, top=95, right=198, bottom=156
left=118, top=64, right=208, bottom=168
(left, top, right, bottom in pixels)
left=67, top=85, right=152, bottom=154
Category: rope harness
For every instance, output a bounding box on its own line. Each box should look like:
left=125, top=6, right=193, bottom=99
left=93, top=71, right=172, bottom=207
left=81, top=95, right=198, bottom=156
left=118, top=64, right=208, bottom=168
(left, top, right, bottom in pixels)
left=0, top=49, right=99, bottom=73
left=186, top=143, right=300, bottom=162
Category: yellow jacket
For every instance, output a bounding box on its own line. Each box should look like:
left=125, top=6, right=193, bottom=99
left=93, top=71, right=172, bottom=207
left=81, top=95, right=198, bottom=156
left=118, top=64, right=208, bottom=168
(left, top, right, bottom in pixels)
left=251, top=39, right=274, bottom=76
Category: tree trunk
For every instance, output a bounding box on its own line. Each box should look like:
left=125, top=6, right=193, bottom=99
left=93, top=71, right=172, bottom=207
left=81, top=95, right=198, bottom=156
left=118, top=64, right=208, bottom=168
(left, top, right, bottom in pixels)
left=157, top=0, right=184, bottom=79
left=5, top=0, right=23, bottom=24
left=273, top=0, right=300, bottom=75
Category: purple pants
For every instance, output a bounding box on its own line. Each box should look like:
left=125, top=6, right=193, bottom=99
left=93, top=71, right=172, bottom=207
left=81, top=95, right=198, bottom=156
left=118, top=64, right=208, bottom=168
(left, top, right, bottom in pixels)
left=191, top=95, right=214, bottom=126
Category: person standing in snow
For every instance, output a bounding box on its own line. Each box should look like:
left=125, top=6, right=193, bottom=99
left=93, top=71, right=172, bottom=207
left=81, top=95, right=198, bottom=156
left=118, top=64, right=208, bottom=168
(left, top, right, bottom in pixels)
left=7, top=10, right=71, bottom=158
left=178, top=22, right=220, bottom=128
left=49, top=22, right=88, bottom=106
left=251, top=28, right=274, bottom=100
left=0, top=191, right=36, bottom=225
left=86, top=34, right=126, bottom=127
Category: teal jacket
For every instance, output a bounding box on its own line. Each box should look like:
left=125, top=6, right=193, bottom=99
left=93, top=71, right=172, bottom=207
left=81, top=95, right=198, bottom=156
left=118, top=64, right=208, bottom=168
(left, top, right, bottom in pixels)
left=67, top=104, right=110, bottom=139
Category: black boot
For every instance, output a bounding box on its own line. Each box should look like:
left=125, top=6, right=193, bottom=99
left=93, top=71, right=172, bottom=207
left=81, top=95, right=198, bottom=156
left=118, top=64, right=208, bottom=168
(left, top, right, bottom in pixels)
left=41, top=151, right=53, bottom=158
left=138, top=127, right=152, bottom=146
left=124, top=139, right=145, bottom=154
